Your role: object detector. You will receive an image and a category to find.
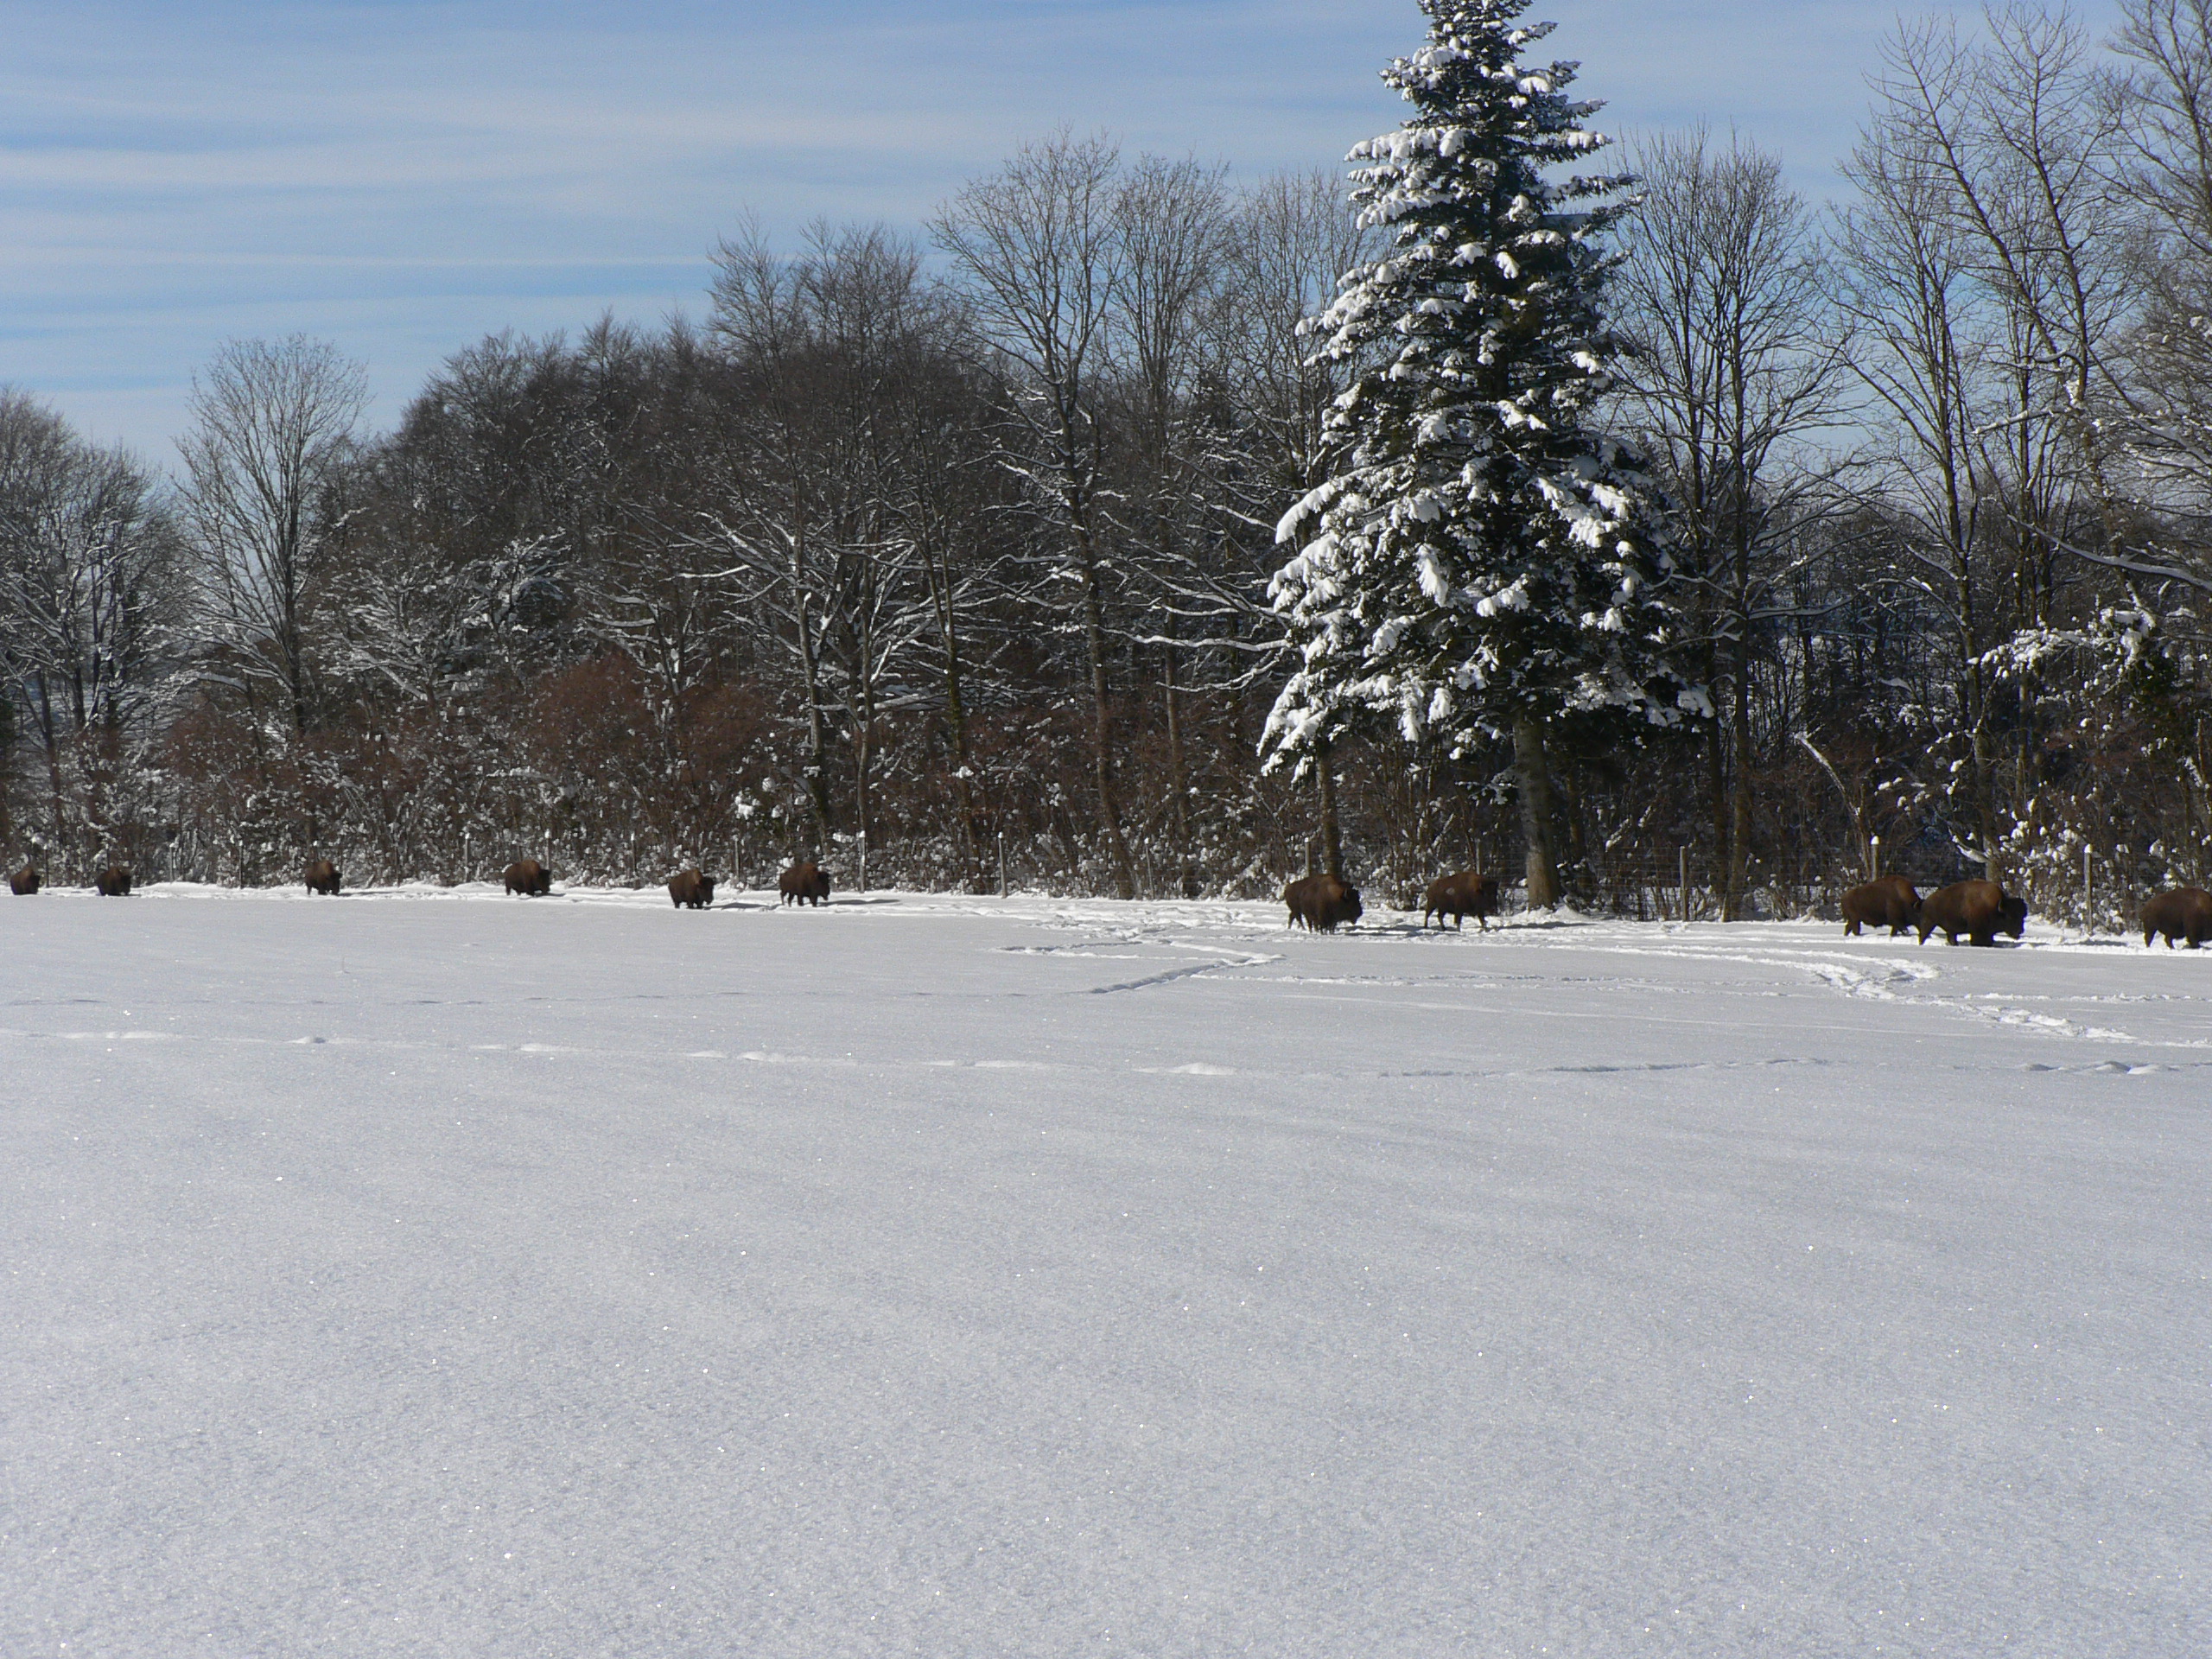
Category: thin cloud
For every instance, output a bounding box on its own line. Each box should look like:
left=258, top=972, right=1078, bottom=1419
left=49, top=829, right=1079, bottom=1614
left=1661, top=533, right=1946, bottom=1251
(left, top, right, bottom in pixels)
left=1, top=0, right=2132, bottom=454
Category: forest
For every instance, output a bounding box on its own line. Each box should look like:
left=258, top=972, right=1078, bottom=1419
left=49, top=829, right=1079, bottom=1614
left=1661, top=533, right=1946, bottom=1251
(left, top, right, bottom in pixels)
left=6, top=0, right=2212, bottom=925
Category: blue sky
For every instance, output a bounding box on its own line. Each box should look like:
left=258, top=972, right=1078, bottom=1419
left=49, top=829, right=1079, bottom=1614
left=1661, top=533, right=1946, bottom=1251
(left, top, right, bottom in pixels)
left=3, top=1, right=2127, bottom=457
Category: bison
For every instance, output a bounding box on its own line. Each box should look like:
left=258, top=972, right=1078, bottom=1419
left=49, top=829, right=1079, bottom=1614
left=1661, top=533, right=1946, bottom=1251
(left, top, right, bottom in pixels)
left=504, top=858, right=553, bottom=897
left=94, top=866, right=132, bottom=897
left=1841, top=875, right=1921, bottom=938
left=9, top=865, right=39, bottom=895
left=2141, top=886, right=2212, bottom=949
left=1916, top=879, right=2027, bottom=946
left=779, top=861, right=830, bottom=906
left=1284, top=873, right=1363, bottom=933
left=304, top=858, right=342, bottom=896
left=1422, top=869, right=1498, bottom=931
left=668, top=868, right=716, bottom=909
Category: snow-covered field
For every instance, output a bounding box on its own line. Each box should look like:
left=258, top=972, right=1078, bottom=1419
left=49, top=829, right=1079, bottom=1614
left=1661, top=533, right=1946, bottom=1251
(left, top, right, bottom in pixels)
left=4, top=882, right=2207, bottom=1656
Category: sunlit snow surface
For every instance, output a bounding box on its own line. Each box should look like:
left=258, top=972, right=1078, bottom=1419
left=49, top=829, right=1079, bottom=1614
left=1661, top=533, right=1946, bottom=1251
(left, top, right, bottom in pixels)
left=5, top=884, right=2207, bottom=1656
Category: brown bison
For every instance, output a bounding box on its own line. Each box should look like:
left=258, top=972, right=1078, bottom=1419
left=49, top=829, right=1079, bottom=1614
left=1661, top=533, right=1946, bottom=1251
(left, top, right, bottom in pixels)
left=779, top=861, right=830, bottom=906
left=1284, top=873, right=1363, bottom=933
left=504, top=858, right=553, bottom=897
left=304, top=858, right=341, bottom=896
left=1916, top=879, right=2027, bottom=946
left=94, top=866, right=132, bottom=897
left=2141, top=886, right=2212, bottom=949
left=668, top=868, right=716, bottom=909
left=9, top=864, right=39, bottom=895
left=1841, top=875, right=1921, bottom=937
left=1422, top=869, right=1498, bottom=931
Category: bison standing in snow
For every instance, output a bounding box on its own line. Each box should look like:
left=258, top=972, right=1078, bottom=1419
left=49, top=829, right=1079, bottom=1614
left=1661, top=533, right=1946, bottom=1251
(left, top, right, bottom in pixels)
left=779, top=861, right=830, bottom=906
left=668, top=868, right=716, bottom=909
left=1284, top=873, right=1363, bottom=933
left=504, top=858, right=553, bottom=897
left=1422, top=869, right=1498, bottom=931
left=10, top=864, right=39, bottom=895
left=94, top=866, right=132, bottom=897
left=2141, top=886, right=2212, bottom=949
left=304, top=858, right=341, bottom=895
left=1916, top=879, right=2026, bottom=946
left=1840, top=875, right=1920, bottom=937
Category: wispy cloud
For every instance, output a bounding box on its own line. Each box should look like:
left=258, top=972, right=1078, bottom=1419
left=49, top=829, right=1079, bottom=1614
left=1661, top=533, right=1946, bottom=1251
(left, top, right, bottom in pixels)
left=0, top=0, right=2129, bottom=456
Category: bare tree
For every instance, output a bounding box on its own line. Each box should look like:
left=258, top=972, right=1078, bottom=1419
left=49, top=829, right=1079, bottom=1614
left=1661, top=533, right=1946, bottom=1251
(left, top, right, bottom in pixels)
left=1615, top=126, right=1847, bottom=916
left=932, top=130, right=1139, bottom=899
left=178, top=336, right=368, bottom=737
left=1109, top=153, right=1233, bottom=855
left=0, top=390, right=180, bottom=875
left=1832, top=9, right=2138, bottom=881
left=2106, top=0, right=2212, bottom=596
left=1835, top=98, right=2008, bottom=880
left=705, top=220, right=947, bottom=872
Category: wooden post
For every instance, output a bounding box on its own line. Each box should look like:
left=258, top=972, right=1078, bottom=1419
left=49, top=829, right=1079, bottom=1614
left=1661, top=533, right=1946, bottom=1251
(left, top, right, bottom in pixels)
left=2083, top=844, right=2093, bottom=937
left=1680, top=846, right=1690, bottom=922
left=998, top=831, right=1007, bottom=898
left=1868, top=834, right=1879, bottom=880
left=858, top=829, right=868, bottom=893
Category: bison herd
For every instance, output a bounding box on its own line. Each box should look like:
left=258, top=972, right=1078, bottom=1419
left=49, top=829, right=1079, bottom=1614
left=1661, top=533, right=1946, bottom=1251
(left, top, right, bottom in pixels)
left=6, top=849, right=2211, bottom=950
left=1830, top=872, right=2212, bottom=948
left=1272, top=864, right=2211, bottom=953
left=1840, top=874, right=2032, bottom=947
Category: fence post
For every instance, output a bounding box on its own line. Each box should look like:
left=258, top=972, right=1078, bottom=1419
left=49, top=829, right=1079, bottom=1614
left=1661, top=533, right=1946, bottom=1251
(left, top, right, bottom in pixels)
left=1868, top=834, right=1879, bottom=880
left=2084, top=844, right=2093, bottom=937
left=1679, top=846, right=1690, bottom=922
left=998, top=831, right=1007, bottom=898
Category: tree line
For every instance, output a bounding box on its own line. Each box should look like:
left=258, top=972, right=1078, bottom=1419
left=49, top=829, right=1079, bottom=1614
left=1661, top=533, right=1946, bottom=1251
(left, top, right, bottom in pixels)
left=5, top=0, right=2212, bottom=925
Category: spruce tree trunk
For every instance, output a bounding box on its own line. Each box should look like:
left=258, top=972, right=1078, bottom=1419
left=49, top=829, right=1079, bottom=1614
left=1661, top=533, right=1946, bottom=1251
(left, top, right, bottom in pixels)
left=0, top=735, right=12, bottom=866
left=1315, top=735, right=1344, bottom=880
left=792, top=536, right=835, bottom=855
left=944, top=652, right=981, bottom=889
left=1971, top=719, right=1999, bottom=884
left=922, top=533, right=983, bottom=888
left=1513, top=715, right=1561, bottom=910
left=1162, top=631, right=1189, bottom=849
left=1071, top=523, right=1136, bottom=900
left=1726, top=634, right=1753, bottom=920
left=36, top=677, right=67, bottom=882
left=1703, top=641, right=1728, bottom=914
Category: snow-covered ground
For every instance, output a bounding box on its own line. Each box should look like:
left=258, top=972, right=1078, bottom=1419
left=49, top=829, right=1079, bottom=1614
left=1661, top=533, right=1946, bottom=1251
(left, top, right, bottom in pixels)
left=4, top=882, right=2207, bottom=1656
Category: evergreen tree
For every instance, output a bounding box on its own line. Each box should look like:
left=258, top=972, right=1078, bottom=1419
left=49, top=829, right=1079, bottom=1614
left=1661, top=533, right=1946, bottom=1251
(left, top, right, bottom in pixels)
left=1265, top=0, right=1688, bottom=908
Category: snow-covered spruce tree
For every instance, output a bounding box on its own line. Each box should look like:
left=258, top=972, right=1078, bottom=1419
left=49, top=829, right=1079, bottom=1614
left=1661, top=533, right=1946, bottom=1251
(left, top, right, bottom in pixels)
left=1265, top=0, right=1688, bottom=909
